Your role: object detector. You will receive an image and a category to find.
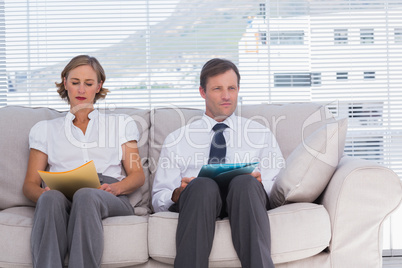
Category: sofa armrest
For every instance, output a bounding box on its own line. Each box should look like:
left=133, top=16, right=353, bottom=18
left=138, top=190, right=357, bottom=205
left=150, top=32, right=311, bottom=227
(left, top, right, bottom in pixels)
left=318, top=156, right=402, bottom=268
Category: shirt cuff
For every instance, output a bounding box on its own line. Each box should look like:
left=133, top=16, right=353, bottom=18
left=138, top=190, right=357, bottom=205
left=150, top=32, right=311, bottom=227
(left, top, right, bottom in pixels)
left=154, top=191, right=175, bottom=213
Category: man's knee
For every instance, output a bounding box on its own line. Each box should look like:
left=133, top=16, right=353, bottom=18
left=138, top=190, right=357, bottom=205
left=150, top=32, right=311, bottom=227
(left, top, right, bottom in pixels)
left=179, top=178, right=221, bottom=208
left=229, top=174, right=261, bottom=194
left=185, top=177, right=220, bottom=197
left=227, top=175, right=269, bottom=210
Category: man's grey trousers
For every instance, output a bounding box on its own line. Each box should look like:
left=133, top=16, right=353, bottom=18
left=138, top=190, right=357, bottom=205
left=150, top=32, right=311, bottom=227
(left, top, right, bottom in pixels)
left=31, top=175, right=134, bottom=268
left=171, top=174, right=275, bottom=268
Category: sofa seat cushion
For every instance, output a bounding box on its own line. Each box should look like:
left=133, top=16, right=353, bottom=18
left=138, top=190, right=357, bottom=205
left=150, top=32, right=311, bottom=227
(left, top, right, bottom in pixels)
left=0, top=207, right=149, bottom=268
left=148, top=203, right=331, bottom=266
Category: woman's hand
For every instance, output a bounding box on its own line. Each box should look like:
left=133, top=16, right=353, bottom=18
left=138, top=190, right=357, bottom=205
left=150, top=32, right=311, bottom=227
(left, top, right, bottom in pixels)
left=98, top=183, right=120, bottom=196
left=102, top=141, right=145, bottom=196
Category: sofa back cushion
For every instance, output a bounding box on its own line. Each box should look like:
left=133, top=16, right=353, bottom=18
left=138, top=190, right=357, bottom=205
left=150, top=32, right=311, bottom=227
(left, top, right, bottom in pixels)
left=0, top=106, right=151, bottom=215
left=0, top=106, right=64, bottom=209
left=149, top=107, right=204, bottom=179
left=104, top=108, right=151, bottom=215
left=148, top=103, right=335, bottom=203
left=105, top=108, right=151, bottom=215
left=236, top=103, right=335, bottom=159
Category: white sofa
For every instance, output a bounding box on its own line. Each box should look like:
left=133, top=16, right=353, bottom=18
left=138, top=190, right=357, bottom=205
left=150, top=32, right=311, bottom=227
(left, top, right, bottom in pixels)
left=0, top=103, right=401, bottom=268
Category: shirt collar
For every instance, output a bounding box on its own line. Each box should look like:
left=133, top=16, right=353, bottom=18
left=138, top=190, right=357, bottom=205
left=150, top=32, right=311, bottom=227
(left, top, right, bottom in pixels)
left=202, top=113, right=237, bottom=132
left=66, top=109, right=99, bottom=122
left=88, top=109, right=99, bottom=120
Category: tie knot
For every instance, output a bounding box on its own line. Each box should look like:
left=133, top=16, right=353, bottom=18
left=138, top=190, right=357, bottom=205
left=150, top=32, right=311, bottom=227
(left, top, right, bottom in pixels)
left=212, top=123, right=228, bottom=132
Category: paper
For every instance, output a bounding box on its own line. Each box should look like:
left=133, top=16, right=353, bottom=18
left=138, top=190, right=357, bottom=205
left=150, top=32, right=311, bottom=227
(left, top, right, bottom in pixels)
left=38, top=160, right=100, bottom=200
left=198, top=162, right=259, bottom=193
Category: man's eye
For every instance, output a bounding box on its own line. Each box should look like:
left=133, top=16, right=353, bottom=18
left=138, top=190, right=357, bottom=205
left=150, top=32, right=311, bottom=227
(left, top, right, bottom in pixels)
left=72, top=82, right=79, bottom=85
left=86, top=84, right=93, bottom=87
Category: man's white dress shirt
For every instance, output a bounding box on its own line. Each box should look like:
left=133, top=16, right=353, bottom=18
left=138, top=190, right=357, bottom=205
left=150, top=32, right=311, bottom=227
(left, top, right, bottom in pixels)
left=152, top=113, right=284, bottom=212
left=29, top=110, right=139, bottom=181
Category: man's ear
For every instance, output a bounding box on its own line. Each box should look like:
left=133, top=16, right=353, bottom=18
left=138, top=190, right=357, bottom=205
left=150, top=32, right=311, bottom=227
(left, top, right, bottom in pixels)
left=199, top=86, right=206, bottom=99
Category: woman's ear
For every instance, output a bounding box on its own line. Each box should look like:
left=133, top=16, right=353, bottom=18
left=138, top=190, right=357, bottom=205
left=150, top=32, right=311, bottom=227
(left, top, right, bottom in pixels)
left=97, top=81, right=103, bottom=93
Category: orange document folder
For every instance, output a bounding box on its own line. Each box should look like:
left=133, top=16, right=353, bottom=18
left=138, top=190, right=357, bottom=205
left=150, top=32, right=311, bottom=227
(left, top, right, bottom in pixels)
left=38, top=160, right=100, bottom=200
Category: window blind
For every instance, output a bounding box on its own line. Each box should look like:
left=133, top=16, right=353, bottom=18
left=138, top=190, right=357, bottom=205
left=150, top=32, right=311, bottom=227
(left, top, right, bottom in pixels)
left=1, top=0, right=402, bottom=252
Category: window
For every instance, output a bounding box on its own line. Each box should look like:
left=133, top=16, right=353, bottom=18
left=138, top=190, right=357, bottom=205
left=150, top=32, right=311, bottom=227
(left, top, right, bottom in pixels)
left=311, top=73, right=322, bottom=86
left=336, top=72, right=348, bottom=80
left=259, top=3, right=266, bottom=19
left=345, top=103, right=383, bottom=160
left=1, top=1, right=401, bottom=169
left=361, top=28, right=374, bottom=44
left=273, top=73, right=321, bottom=87
left=395, top=28, right=402, bottom=44
left=274, top=73, right=311, bottom=87
left=259, top=31, right=267, bottom=45
left=364, top=71, right=376, bottom=79
left=347, top=103, right=383, bottom=126
left=334, top=29, right=348, bottom=44
left=344, top=138, right=383, bottom=161
left=269, top=31, right=304, bottom=45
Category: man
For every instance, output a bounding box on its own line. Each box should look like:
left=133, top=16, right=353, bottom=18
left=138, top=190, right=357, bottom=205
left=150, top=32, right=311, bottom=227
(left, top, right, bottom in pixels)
left=152, top=58, right=284, bottom=268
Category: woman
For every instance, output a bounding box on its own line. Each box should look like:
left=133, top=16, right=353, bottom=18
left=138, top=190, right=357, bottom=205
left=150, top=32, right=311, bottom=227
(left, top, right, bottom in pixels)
left=23, top=55, right=145, bottom=268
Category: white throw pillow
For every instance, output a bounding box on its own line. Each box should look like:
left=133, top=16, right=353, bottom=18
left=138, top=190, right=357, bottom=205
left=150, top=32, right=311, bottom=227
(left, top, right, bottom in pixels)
left=269, top=118, right=348, bottom=209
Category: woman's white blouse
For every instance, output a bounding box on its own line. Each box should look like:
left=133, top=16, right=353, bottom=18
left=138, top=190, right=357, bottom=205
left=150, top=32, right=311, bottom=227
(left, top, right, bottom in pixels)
left=29, top=110, right=139, bottom=181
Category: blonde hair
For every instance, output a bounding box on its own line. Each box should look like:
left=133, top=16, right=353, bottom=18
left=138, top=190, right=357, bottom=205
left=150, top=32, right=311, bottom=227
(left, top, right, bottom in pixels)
left=56, top=55, right=109, bottom=104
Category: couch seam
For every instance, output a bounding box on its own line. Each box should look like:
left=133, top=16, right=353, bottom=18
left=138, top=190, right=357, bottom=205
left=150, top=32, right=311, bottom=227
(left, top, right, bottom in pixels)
left=150, top=205, right=326, bottom=221
left=268, top=205, right=326, bottom=217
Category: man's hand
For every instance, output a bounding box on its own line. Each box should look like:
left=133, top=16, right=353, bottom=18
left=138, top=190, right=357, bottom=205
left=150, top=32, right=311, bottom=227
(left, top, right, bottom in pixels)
left=250, top=171, right=262, bottom=183
left=171, top=177, right=195, bottom=203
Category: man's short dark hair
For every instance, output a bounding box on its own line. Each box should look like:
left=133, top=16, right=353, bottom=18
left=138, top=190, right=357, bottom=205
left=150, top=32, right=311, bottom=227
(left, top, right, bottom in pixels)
left=200, top=58, right=240, bottom=91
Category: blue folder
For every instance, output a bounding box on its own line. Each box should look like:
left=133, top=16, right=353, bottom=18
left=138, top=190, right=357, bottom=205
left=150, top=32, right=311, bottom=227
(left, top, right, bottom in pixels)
left=198, top=162, right=259, bottom=192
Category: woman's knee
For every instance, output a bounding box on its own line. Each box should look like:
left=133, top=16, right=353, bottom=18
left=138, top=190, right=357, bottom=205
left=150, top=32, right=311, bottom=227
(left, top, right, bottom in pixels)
left=37, top=190, right=67, bottom=204
left=36, top=190, right=70, bottom=211
left=73, top=188, right=102, bottom=204
left=70, top=188, right=106, bottom=218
